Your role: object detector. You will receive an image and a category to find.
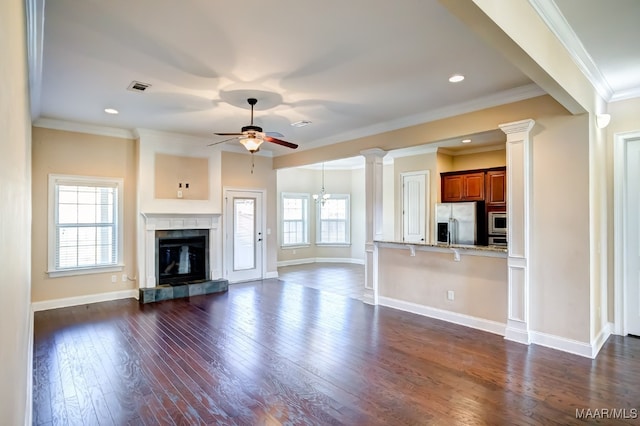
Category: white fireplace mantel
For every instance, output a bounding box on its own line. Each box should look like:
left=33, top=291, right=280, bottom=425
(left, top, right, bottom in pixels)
left=139, top=212, right=222, bottom=288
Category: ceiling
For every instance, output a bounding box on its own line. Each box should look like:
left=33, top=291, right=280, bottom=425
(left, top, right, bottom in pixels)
left=30, top=0, right=640, bottom=158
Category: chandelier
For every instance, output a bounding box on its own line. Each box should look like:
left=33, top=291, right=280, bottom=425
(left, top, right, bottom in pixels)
left=312, top=163, right=331, bottom=205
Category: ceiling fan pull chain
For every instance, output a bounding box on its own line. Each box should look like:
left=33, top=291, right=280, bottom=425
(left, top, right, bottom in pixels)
left=251, top=154, right=255, bottom=174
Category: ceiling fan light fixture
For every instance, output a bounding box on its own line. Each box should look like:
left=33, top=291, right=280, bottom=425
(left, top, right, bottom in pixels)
left=239, top=135, right=263, bottom=153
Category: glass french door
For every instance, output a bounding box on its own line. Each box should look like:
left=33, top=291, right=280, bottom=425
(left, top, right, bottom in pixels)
left=225, top=190, right=264, bottom=282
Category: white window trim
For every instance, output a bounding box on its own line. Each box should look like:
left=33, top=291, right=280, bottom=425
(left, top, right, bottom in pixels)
left=47, top=174, right=124, bottom=277
left=281, top=192, right=310, bottom=248
left=316, top=193, right=351, bottom=246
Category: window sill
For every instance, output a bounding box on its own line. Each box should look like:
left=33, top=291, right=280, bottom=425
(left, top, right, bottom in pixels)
left=47, top=264, right=124, bottom=278
left=315, top=243, right=351, bottom=247
left=281, top=244, right=311, bottom=250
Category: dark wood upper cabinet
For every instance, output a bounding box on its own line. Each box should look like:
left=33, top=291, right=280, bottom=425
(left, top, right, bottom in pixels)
left=463, top=172, right=485, bottom=201
left=441, top=171, right=485, bottom=202
left=441, top=174, right=464, bottom=201
left=486, top=168, right=507, bottom=206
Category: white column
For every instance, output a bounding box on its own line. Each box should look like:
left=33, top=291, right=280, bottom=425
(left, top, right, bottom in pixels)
left=499, top=119, right=535, bottom=344
left=360, top=148, right=387, bottom=304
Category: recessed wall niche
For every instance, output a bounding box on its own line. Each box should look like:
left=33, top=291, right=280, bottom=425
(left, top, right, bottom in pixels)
left=154, top=153, right=209, bottom=200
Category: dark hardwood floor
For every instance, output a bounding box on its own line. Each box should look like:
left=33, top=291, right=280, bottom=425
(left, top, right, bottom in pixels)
left=33, top=270, right=640, bottom=425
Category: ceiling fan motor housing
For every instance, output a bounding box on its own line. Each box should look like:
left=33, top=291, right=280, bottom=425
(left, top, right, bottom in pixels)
left=241, top=125, right=263, bottom=133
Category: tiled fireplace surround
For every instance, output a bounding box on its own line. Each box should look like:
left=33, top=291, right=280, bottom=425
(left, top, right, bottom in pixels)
left=138, top=213, right=227, bottom=303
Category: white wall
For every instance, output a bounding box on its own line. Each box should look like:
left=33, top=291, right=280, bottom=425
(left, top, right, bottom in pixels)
left=0, top=0, right=33, bottom=423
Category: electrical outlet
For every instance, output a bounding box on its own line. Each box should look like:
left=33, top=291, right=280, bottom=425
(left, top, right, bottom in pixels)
left=292, top=249, right=297, bottom=255
left=177, top=190, right=183, bottom=198
left=122, top=274, right=127, bottom=282
left=447, top=290, right=455, bottom=301
left=111, top=275, right=117, bottom=283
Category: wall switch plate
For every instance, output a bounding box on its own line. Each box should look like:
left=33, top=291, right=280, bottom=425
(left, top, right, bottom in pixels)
left=447, top=290, right=455, bottom=301
left=111, top=275, right=117, bottom=283
left=122, top=274, right=127, bottom=282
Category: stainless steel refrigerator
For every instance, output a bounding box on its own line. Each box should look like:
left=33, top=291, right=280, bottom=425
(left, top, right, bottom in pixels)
left=435, top=202, right=485, bottom=245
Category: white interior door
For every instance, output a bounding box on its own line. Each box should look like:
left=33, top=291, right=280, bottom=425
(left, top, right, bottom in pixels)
left=225, top=190, right=264, bottom=283
left=626, top=139, right=640, bottom=335
left=402, top=171, right=428, bottom=243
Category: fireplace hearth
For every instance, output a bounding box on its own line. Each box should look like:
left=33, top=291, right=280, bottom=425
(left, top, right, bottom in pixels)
left=156, top=229, right=209, bottom=286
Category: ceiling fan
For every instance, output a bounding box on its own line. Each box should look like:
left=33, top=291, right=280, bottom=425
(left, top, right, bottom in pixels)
left=210, top=98, right=298, bottom=153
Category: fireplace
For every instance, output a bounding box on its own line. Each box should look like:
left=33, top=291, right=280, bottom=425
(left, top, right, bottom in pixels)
left=155, top=229, right=209, bottom=286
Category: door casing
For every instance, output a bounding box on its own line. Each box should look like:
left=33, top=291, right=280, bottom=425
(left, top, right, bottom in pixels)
left=223, top=188, right=267, bottom=283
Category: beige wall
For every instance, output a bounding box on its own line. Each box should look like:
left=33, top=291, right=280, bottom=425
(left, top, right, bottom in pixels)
left=530, top=113, right=591, bottom=342
left=276, top=166, right=366, bottom=263
left=1, top=0, right=32, bottom=423
left=31, top=128, right=138, bottom=302
left=154, top=153, right=209, bottom=200
left=378, top=247, right=508, bottom=323
left=221, top=152, right=278, bottom=274
left=451, top=149, right=506, bottom=171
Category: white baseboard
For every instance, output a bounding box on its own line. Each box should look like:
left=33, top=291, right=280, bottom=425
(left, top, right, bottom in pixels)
left=590, top=322, right=613, bottom=358
left=378, top=296, right=506, bottom=336
left=277, top=258, right=315, bottom=267
left=31, top=289, right=139, bottom=312
left=265, top=271, right=279, bottom=279
left=529, top=330, right=595, bottom=358
left=277, top=257, right=365, bottom=267
left=378, top=296, right=606, bottom=358
left=504, top=325, right=531, bottom=345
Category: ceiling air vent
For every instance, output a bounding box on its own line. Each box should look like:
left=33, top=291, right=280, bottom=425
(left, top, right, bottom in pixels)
left=127, top=81, right=151, bottom=93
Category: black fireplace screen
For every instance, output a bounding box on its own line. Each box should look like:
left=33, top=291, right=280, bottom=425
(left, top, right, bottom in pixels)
left=156, top=231, right=208, bottom=286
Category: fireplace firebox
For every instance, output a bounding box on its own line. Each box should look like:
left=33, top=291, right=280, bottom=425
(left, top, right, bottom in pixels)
left=155, top=229, right=209, bottom=286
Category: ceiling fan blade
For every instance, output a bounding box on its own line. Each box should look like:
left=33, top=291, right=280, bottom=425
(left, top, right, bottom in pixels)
left=265, top=131, right=284, bottom=138
left=214, top=132, right=244, bottom=136
left=208, top=136, right=238, bottom=146
left=264, top=136, right=298, bottom=149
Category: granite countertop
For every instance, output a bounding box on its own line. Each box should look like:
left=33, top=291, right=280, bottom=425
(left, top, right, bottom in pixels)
left=374, top=240, right=508, bottom=253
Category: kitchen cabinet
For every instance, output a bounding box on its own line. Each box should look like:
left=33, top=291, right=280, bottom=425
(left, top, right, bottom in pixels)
left=485, top=168, right=506, bottom=207
left=441, top=171, right=485, bottom=202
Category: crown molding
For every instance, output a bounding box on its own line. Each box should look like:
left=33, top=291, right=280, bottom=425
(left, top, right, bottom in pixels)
left=528, top=0, right=614, bottom=102
left=33, top=118, right=135, bottom=139
left=610, top=86, right=640, bottom=103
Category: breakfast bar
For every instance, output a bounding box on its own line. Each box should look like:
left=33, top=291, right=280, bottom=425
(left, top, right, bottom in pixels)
left=373, top=240, right=508, bottom=335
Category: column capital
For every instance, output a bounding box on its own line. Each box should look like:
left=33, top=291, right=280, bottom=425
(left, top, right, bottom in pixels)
left=499, top=119, right=535, bottom=135
left=360, top=148, right=387, bottom=159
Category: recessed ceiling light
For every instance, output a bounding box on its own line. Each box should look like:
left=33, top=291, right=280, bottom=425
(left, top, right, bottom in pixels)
left=104, top=108, right=119, bottom=115
left=449, top=74, right=465, bottom=83
left=291, top=120, right=312, bottom=128
left=461, top=139, right=472, bottom=144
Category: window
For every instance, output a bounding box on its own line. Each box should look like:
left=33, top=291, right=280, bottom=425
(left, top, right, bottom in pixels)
left=281, top=193, right=309, bottom=247
left=316, top=194, right=350, bottom=245
left=48, top=174, right=124, bottom=277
